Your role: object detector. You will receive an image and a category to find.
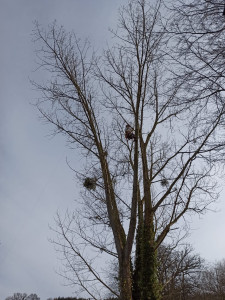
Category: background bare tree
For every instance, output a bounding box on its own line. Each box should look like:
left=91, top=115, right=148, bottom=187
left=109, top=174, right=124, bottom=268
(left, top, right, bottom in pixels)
left=169, top=0, right=225, bottom=152
left=198, top=259, right=225, bottom=299
left=33, top=0, right=225, bottom=299
left=6, top=294, right=28, bottom=300
left=5, top=294, right=40, bottom=300
left=158, top=244, right=203, bottom=300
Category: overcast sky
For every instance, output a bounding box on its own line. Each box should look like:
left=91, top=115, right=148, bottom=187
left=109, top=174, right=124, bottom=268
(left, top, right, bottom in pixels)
left=0, top=1, right=225, bottom=300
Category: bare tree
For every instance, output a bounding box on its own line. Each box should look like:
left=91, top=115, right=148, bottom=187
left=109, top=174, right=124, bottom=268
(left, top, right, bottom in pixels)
left=158, top=244, right=203, bottom=300
left=33, top=0, right=225, bottom=299
left=168, top=0, right=225, bottom=152
left=5, top=294, right=40, bottom=300
left=5, top=294, right=28, bottom=300
left=198, top=259, right=225, bottom=299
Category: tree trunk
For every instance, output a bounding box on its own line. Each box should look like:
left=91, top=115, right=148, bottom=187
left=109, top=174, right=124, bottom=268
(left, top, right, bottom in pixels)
left=142, top=217, right=161, bottom=300
left=139, top=141, right=161, bottom=299
left=120, top=258, right=133, bottom=300
left=133, top=197, right=144, bottom=300
left=133, top=223, right=144, bottom=300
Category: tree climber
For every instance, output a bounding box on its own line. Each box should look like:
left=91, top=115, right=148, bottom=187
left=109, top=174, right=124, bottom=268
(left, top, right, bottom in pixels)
left=125, top=124, right=136, bottom=140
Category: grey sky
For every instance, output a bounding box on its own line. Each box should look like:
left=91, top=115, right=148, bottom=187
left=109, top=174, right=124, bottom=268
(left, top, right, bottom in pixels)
left=0, top=1, right=225, bottom=300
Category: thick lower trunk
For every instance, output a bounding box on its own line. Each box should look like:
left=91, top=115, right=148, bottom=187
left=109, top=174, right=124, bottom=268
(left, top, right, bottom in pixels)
left=133, top=223, right=144, bottom=300
left=142, top=222, right=161, bottom=300
left=133, top=198, right=144, bottom=300
left=138, top=143, right=161, bottom=298
left=133, top=211, right=161, bottom=300
left=119, top=259, right=133, bottom=300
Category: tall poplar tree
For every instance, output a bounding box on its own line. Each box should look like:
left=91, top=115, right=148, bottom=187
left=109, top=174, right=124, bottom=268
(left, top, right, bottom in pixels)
left=34, top=1, right=225, bottom=299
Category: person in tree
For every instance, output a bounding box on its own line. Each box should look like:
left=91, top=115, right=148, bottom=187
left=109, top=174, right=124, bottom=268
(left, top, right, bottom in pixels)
left=125, top=124, right=136, bottom=140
